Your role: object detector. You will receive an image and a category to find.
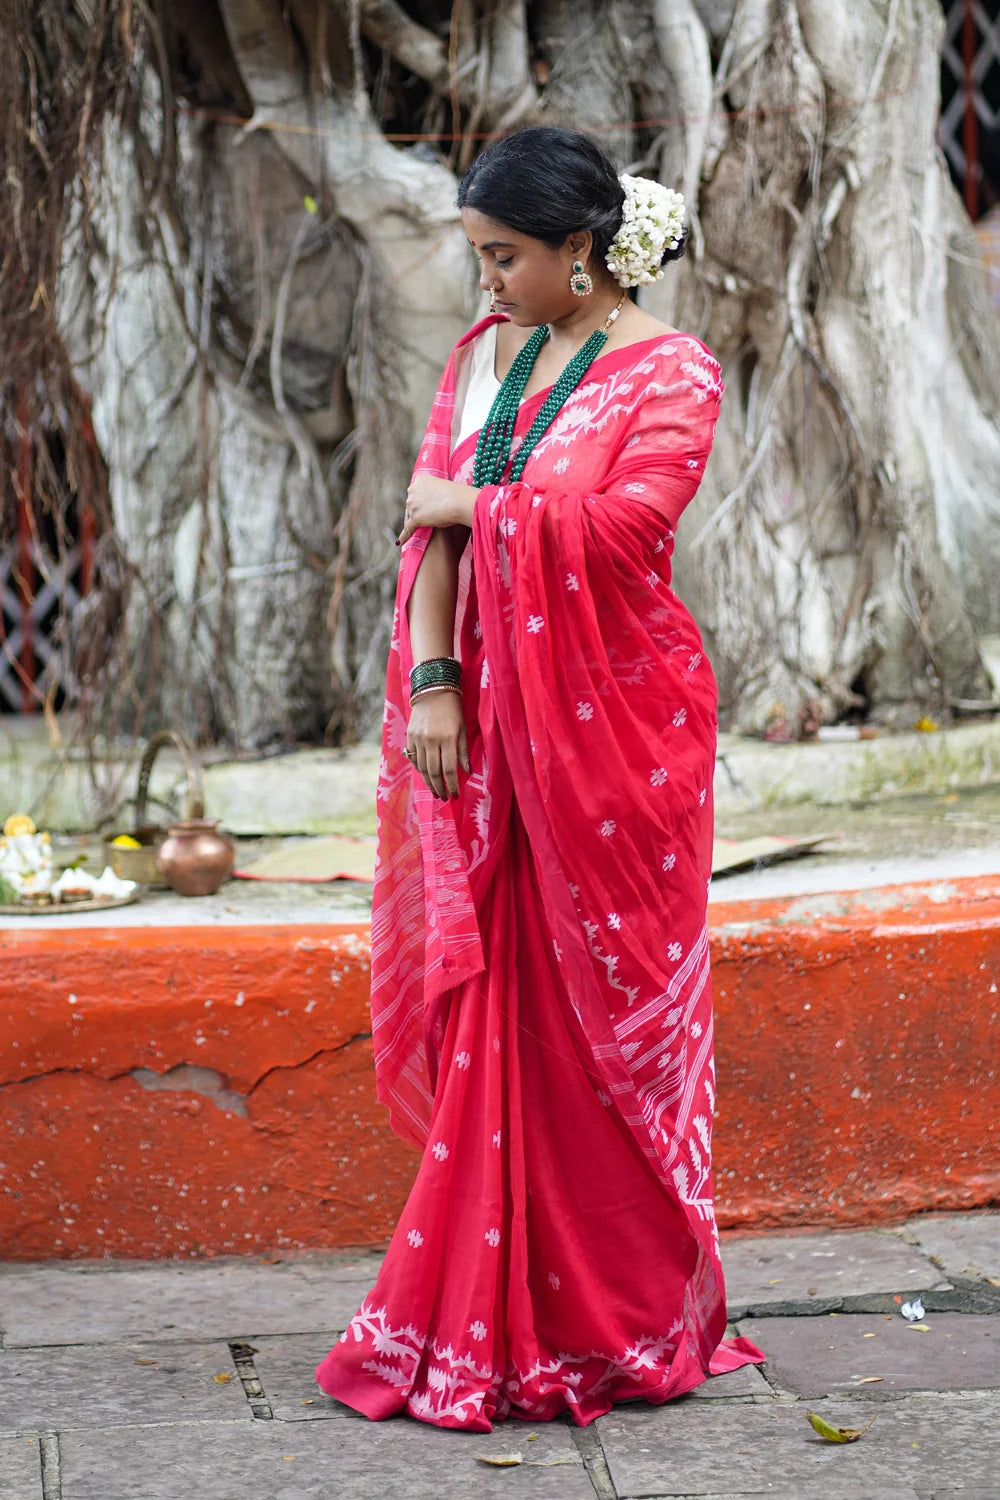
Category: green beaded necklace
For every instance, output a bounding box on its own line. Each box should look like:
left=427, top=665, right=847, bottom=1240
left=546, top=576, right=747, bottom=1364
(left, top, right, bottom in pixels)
left=473, top=292, right=628, bottom=488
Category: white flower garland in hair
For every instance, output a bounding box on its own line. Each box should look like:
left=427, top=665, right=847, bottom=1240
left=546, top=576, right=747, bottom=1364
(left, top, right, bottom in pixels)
left=605, top=174, right=686, bottom=288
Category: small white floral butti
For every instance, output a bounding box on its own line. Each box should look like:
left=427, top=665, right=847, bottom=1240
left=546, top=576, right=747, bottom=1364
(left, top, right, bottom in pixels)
left=606, top=174, right=686, bottom=288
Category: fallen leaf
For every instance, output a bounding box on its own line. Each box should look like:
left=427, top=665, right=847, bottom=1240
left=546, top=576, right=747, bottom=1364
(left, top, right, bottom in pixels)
left=213, top=1373, right=233, bottom=1384
left=892, top=1295, right=903, bottom=1304
left=914, top=716, right=938, bottom=732
left=526, top=1433, right=539, bottom=1441
left=807, top=1410, right=878, bottom=1444
left=767, top=1278, right=783, bottom=1285
left=855, top=1376, right=884, bottom=1384
left=863, top=1333, right=876, bottom=1339
left=134, top=1359, right=157, bottom=1366
left=303, top=195, right=318, bottom=215
left=299, top=1399, right=315, bottom=1405
left=475, top=1454, right=574, bottom=1469
left=906, top=1323, right=931, bottom=1332
left=985, top=1276, right=1000, bottom=1287
left=283, top=1456, right=296, bottom=1461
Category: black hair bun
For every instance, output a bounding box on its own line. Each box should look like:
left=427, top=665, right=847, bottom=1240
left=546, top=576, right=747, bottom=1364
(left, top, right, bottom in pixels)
left=661, top=229, right=687, bottom=265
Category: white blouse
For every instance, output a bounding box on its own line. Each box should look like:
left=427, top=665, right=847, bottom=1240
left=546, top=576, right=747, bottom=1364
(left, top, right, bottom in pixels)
left=453, top=323, right=500, bottom=455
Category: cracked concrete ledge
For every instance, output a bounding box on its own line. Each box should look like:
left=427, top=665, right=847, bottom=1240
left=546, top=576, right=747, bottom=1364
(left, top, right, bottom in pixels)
left=2, top=875, right=998, bottom=1259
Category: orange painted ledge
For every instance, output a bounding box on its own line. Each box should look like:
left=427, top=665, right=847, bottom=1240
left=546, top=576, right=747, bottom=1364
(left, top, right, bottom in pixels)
left=2, top=875, right=998, bottom=1260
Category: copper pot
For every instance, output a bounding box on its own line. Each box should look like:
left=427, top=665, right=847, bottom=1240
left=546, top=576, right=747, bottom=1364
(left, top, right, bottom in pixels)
left=156, top=818, right=235, bottom=897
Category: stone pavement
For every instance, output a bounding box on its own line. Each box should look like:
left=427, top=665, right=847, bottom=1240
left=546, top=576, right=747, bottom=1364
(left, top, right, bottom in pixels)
left=1, top=1214, right=998, bottom=1500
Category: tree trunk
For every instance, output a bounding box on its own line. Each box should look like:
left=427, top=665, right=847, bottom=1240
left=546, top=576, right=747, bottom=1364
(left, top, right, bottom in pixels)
left=11, top=0, right=999, bottom=745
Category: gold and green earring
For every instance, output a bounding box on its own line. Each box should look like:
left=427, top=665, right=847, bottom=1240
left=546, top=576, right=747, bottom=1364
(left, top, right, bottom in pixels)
left=570, top=260, right=593, bottom=296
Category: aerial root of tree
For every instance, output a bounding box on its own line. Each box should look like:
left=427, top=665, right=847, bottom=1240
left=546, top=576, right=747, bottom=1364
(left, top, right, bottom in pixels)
left=2, top=0, right=998, bottom=767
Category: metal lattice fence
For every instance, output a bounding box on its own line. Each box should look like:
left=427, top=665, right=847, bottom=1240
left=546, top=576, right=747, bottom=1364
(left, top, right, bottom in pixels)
left=0, top=500, right=90, bottom=714
left=940, top=0, right=1000, bottom=217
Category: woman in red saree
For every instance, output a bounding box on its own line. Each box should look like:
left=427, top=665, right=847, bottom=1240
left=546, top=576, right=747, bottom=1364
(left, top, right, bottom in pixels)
left=316, top=126, right=763, bottom=1430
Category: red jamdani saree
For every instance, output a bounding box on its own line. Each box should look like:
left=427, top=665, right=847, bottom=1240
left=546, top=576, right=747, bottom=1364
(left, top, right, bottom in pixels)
left=315, top=315, right=763, bottom=1429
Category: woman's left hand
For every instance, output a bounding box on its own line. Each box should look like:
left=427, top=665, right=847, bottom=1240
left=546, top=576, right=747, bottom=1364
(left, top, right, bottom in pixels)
left=397, top=476, right=478, bottom=547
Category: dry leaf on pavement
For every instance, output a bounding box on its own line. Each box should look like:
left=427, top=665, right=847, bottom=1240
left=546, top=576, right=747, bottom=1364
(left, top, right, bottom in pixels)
left=807, top=1411, right=878, bottom=1444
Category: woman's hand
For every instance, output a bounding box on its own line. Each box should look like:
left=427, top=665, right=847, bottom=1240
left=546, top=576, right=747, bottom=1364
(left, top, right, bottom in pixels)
left=406, top=690, right=470, bottom=800
left=397, top=476, right=478, bottom=547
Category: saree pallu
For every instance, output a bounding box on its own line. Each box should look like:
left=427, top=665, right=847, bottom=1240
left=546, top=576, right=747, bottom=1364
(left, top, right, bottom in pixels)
left=316, top=315, right=764, bottom=1430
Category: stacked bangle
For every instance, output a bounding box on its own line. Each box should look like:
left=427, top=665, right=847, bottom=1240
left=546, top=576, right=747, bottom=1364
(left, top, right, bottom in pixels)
left=410, top=657, right=461, bottom=696
left=410, top=683, right=462, bottom=704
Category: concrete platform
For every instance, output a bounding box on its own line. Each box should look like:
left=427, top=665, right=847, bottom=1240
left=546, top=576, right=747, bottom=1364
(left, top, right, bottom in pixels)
left=1, top=1214, right=998, bottom=1499
left=5, top=711, right=1000, bottom=833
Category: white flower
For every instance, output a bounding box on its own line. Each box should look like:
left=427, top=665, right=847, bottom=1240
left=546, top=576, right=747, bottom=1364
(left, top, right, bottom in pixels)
left=407, top=1229, right=424, bottom=1248
left=606, top=175, right=686, bottom=288
left=526, top=614, right=545, bottom=634
left=650, top=767, right=669, bottom=786
left=469, top=1320, right=488, bottom=1341
left=576, top=701, right=594, bottom=721
left=668, top=941, right=683, bottom=962
left=456, top=1051, right=471, bottom=1070
left=485, top=1227, right=501, bottom=1247
left=431, top=1141, right=449, bottom=1161
left=691, top=1021, right=703, bottom=1038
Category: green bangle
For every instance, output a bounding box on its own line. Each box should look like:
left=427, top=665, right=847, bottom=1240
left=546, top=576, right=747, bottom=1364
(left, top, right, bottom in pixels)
left=410, top=657, right=461, bottom=694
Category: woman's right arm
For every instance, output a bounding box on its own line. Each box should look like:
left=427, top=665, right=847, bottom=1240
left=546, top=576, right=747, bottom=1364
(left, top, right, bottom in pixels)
left=406, top=527, right=471, bottom=800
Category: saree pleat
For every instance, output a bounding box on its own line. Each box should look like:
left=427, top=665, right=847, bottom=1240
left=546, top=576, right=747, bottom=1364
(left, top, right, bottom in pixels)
left=316, top=315, right=764, bottom=1428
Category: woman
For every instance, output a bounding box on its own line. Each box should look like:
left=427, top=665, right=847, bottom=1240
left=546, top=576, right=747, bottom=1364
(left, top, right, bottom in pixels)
left=316, top=126, right=764, bottom=1430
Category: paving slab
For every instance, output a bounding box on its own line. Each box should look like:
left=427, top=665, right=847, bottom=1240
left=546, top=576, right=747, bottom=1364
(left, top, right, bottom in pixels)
left=633, top=1493, right=921, bottom=1500
left=596, top=1392, right=1000, bottom=1498
left=736, top=1313, right=1000, bottom=1398
left=900, top=1213, right=1000, bottom=1283
left=0, top=1256, right=383, bottom=1347
left=251, top=1333, right=360, bottom=1421
left=58, top=1415, right=594, bottom=1500
left=721, top=1230, right=950, bottom=1315
left=682, top=1359, right=772, bottom=1401
left=0, top=1341, right=248, bottom=1434
left=0, top=1435, right=43, bottom=1500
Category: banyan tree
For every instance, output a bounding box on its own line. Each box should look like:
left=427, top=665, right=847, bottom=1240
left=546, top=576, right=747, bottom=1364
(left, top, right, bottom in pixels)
left=2, top=0, right=998, bottom=751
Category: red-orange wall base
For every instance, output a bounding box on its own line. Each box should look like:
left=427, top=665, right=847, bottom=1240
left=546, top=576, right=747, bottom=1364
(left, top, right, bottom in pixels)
left=2, top=878, right=998, bottom=1260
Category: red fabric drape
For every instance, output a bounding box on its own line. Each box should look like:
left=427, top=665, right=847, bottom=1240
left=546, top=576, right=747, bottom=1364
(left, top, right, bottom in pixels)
left=316, top=317, right=764, bottom=1428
